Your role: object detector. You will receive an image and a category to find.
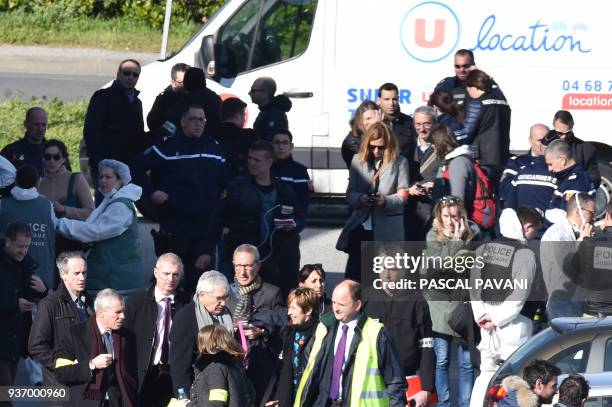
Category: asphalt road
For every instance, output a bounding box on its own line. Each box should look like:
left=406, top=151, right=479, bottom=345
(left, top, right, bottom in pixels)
left=0, top=72, right=110, bottom=102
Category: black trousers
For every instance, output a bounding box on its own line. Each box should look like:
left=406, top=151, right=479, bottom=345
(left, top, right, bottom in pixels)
left=344, top=225, right=373, bottom=282
left=139, top=364, right=173, bottom=407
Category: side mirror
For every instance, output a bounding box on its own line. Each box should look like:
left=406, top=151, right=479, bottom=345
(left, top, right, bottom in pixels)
left=200, top=35, right=217, bottom=77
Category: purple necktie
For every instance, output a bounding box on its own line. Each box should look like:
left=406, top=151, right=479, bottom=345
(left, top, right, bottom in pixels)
left=160, top=297, right=171, bottom=364
left=329, top=324, right=349, bottom=400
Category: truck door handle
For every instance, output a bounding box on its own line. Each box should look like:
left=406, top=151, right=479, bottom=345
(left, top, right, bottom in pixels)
left=283, top=91, right=313, bottom=99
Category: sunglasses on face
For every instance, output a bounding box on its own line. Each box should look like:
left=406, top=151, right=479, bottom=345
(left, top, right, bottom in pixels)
left=455, top=64, right=473, bottom=69
left=122, top=70, right=140, bottom=78
left=368, top=145, right=386, bottom=151
left=440, top=196, right=463, bottom=206
left=44, top=153, right=62, bottom=161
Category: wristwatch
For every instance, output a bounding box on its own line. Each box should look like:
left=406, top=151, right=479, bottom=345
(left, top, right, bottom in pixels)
left=89, top=360, right=95, bottom=370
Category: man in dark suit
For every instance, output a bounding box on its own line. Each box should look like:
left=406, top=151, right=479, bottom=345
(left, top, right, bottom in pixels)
left=54, top=289, right=137, bottom=407
left=227, top=244, right=285, bottom=405
left=124, top=253, right=189, bottom=407
left=169, top=270, right=234, bottom=396
left=29, top=251, right=93, bottom=387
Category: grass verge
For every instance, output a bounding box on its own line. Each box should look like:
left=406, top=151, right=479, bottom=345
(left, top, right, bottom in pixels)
left=0, top=10, right=200, bottom=53
left=0, top=97, right=87, bottom=172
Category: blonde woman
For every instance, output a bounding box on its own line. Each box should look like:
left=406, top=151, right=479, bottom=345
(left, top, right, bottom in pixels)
left=336, top=121, right=409, bottom=281
left=425, top=196, right=479, bottom=407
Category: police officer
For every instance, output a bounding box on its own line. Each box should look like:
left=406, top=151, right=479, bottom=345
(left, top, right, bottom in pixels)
left=499, top=124, right=550, bottom=209
left=544, top=140, right=596, bottom=211
left=270, top=129, right=312, bottom=214
left=131, top=104, right=226, bottom=293
left=434, top=49, right=475, bottom=114
left=572, top=199, right=612, bottom=317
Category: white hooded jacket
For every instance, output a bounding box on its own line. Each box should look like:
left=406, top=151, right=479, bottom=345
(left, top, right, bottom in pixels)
left=56, top=183, right=142, bottom=243
left=470, top=209, right=536, bottom=360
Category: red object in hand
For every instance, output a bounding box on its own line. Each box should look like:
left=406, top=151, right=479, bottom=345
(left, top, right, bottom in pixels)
left=406, top=375, right=438, bottom=405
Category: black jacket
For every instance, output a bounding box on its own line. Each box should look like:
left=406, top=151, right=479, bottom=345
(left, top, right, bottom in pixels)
left=169, top=301, right=234, bottom=396
left=566, top=135, right=600, bottom=188
left=28, top=282, right=93, bottom=385
left=0, top=243, right=46, bottom=362
left=83, top=80, right=147, bottom=167
left=271, top=155, right=312, bottom=213
left=472, top=87, right=511, bottom=169
left=190, top=352, right=255, bottom=407
left=123, top=285, right=190, bottom=390
left=221, top=176, right=305, bottom=261
left=299, top=312, right=407, bottom=407
left=363, top=293, right=435, bottom=392
left=253, top=95, right=292, bottom=141
left=215, top=122, right=258, bottom=181
left=54, top=318, right=138, bottom=407
left=1, top=135, right=46, bottom=175
left=341, top=131, right=361, bottom=170
left=383, top=112, right=417, bottom=162
left=146, top=85, right=186, bottom=143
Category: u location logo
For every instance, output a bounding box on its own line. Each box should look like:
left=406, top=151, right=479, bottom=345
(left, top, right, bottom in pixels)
left=400, top=1, right=460, bottom=63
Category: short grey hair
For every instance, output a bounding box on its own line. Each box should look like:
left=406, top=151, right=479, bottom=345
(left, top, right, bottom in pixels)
left=94, top=288, right=124, bottom=310
left=545, top=139, right=573, bottom=160
left=56, top=251, right=85, bottom=275
left=196, top=271, right=230, bottom=295
left=233, top=243, right=260, bottom=262
left=156, top=252, right=184, bottom=275
left=413, top=105, right=437, bottom=123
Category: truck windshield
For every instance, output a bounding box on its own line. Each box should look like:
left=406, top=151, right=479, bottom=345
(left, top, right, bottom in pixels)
left=218, top=0, right=317, bottom=76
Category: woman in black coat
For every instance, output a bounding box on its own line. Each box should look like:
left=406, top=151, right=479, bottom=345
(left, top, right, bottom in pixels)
left=189, top=325, right=255, bottom=407
left=264, top=288, right=319, bottom=407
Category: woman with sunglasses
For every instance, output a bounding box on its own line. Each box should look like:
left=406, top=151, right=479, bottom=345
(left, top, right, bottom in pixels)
left=341, top=100, right=382, bottom=169
left=298, top=263, right=331, bottom=314
left=424, top=196, right=480, bottom=407
left=39, top=139, right=94, bottom=221
left=336, top=121, right=409, bottom=281
left=264, top=288, right=319, bottom=407
left=55, top=159, right=144, bottom=297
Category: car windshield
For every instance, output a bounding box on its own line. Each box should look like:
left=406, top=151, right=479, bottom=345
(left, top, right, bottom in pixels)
left=490, top=328, right=561, bottom=383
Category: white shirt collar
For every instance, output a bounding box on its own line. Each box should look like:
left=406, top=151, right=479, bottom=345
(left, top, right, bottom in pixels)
left=154, top=287, right=175, bottom=303
left=96, top=321, right=111, bottom=335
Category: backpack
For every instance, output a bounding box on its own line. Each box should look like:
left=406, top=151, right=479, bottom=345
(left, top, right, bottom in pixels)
left=442, top=155, right=496, bottom=229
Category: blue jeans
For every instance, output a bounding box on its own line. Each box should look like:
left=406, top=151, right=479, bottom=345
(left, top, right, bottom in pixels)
left=433, top=333, right=474, bottom=407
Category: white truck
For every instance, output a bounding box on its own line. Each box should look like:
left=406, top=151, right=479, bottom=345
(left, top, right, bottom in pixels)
left=134, top=0, right=612, bottom=214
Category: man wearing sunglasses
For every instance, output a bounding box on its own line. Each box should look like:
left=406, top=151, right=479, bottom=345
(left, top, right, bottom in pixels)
left=84, top=59, right=147, bottom=203
left=551, top=110, right=600, bottom=188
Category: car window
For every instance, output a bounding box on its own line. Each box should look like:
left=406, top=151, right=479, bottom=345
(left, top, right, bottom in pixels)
left=551, top=342, right=591, bottom=374
left=605, top=338, right=612, bottom=371
left=218, top=0, right=318, bottom=76
left=586, top=396, right=612, bottom=407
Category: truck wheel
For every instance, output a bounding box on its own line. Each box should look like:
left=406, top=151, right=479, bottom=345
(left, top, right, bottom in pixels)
left=596, top=160, right=612, bottom=218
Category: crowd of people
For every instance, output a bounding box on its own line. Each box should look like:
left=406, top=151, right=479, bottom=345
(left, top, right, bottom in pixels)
left=0, top=47, right=608, bottom=407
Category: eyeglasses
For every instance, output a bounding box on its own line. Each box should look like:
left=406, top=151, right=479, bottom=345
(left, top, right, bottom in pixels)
left=581, top=207, right=595, bottom=217
left=368, top=145, right=386, bottom=151
left=44, top=153, right=62, bottom=161
left=233, top=263, right=255, bottom=271
left=122, top=70, right=140, bottom=78
left=454, top=64, right=473, bottom=69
